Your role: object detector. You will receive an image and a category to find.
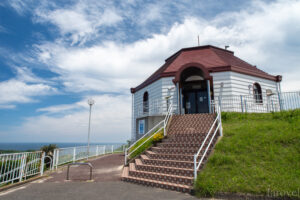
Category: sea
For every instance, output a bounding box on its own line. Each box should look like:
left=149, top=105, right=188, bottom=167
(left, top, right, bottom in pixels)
left=0, top=142, right=124, bottom=152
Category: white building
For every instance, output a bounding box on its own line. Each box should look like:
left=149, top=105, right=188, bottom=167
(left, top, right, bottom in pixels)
left=130, top=45, right=282, bottom=141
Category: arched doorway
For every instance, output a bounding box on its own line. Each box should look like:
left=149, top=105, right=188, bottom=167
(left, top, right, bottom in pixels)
left=180, top=67, right=209, bottom=114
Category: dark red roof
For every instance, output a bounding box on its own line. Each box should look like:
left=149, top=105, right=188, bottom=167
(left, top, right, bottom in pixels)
left=131, top=45, right=281, bottom=93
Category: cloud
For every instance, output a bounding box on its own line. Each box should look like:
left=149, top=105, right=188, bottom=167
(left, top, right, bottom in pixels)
left=6, top=0, right=29, bottom=15
left=0, top=79, right=56, bottom=105
left=0, top=25, right=7, bottom=33
left=34, top=0, right=122, bottom=45
left=2, top=94, right=131, bottom=142
left=0, top=67, right=57, bottom=108
left=32, top=0, right=300, bottom=94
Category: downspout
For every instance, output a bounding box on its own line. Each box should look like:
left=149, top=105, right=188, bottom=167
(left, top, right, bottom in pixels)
left=277, top=82, right=283, bottom=111
left=207, top=79, right=211, bottom=113
left=131, top=93, right=135, bottom=141
left=176, top=82, right=181, bottom=115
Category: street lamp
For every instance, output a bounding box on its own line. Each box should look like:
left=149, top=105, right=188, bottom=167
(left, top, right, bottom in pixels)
left=87, top=98, right=95, bottom=159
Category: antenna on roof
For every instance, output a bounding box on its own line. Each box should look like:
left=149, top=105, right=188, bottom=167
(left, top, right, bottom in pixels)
left=225, top=45, right=230, bottom=50
left=197, top=35, right=200, bottom=46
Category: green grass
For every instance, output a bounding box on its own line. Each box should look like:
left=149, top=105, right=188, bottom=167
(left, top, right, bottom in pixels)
left=195, top=109, right=300, bottom=198
left=129, top=128, right=164, bottom=159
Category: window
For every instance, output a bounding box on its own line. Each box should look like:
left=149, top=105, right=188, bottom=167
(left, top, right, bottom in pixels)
left=253, top=83, right=263, bottom=103
left=138, top=120, right=145, bottom=135
left=143, top=92, right=149, bottom=113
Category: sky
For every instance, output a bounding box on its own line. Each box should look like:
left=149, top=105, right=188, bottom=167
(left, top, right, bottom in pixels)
left=0, top=0, right=299, bottom=143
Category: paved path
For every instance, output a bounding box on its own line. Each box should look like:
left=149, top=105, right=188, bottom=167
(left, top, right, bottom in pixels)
left=46, top=153, right=124, bottom=182
left=0, top=153, right=201, bottom=200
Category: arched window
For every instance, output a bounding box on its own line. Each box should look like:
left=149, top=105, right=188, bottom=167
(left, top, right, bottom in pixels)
left=143, top=92, right=149, bottom=113
left=253, top=83, right=263, bottom=103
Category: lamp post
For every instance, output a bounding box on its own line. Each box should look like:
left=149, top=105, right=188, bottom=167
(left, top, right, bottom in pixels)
left=87, top=98, right=95, bottom=159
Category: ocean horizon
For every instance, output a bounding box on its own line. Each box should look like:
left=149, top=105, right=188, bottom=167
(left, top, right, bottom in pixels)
left=0, top=142, right=125, bottom=151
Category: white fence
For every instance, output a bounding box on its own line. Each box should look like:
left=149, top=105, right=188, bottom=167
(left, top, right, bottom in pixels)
left=0, top=151, right=45, bottom=185
left=136, top=99, right=177, bottom=118
left=215, top=91, right=300, bottom=113
left=52, top=144, right=125, bottom=169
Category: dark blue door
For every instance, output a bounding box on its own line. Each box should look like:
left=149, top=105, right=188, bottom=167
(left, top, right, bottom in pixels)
left=183, top=90, right=209, bottom=114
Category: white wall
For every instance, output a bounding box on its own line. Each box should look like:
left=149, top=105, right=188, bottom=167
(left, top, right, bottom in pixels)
left=211, top=71, right=278, bottom=97
left=132, top=79, right=162, bottom=141
left=132, top=77, right=178, bottom=141
left=211, top=71, right=280, bottom=112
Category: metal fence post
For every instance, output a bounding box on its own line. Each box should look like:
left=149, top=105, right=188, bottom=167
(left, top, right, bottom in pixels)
left=194, top=155, right=197, bottom=180
left=278, top=92, right=283, bottom=111
left=240, top=95, right=244, bottom=112
left=73, top=147, right=76, bottom=163
left=111, top=145, right=114, bottom=153
left=104, top=146, right=106, bottom=154
left=40, top=152, right=45, bottom=176
left=244, top=99, right=248, bottom=113
left=96, top=146, right=99, bottom=156
left=218, top=96, right=222, bottom=112
left=19, top=153, right=26, bottom=182
left=219, top=108, right=223, bottom=136
left=55, top=150, right=59, bottom=170
left=125, top=148, right=127, bottom=165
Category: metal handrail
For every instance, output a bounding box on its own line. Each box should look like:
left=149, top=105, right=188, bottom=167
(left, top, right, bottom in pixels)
left=126, top=121, right=164, bottom=151
left=193, top=104, right=222, bottom=179
left=163, top=103, right=173, bottom=136
left=125, top=103, right=173, bottom=165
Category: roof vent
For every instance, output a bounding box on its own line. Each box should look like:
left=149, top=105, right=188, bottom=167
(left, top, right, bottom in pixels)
left=225, top=45, right=230, bottom=50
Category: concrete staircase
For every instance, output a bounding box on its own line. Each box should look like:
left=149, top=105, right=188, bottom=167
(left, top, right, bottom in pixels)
left=122, top=113, right=219, bottom=193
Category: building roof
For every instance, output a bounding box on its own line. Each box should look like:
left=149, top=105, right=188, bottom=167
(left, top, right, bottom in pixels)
left=131, top=45, right=281, bottom=93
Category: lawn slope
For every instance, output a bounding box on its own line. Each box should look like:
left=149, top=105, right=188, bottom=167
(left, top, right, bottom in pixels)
left=195, top=110, right=300, bottom=198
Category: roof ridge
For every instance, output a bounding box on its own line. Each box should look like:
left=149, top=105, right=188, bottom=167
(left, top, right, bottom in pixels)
left=165, top=45, right=233, bottom=62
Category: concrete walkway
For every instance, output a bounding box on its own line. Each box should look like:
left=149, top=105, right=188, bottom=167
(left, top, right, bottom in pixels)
left=46, top=153, right=124, bottom=182
left=0, top=153, right=201, bottom=200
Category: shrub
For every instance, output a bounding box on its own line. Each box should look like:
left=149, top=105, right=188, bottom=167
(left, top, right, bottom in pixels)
left=153, top=129, right=164, bottom=142
left=129, top=128, right=164, bottom=159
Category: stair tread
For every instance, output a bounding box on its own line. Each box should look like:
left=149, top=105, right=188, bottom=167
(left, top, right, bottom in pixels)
left=135, top=160, right=195, bottom=172
left=141, top=154, right=194, bottom=164
left=129, top=165, right=194, bottom=180
left=122, top=166, right=129, bottom=178
left=123, top=173, right=192, bottom=189
left=146, top=150, right=195, bottom=157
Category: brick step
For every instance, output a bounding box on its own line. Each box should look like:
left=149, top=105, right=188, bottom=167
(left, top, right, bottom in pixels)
left=157, top=142, right=200, bottom=148
left=145, top=150, right=209, bottom=162
left=164, top=132, right=217, bottom=142
left=157, top=141, right=216, bottom=148
left=167, top=133, right=209, bottom=138
left=128, top=163, right=194, bottom=186
left=122, top=166, right=192, bottom=193
left=135, top=159, right=195, bottom=177
left=141, top=154, right=194, bottom=168
left=152, top=146, right=200, bottom=154
left=163, top=137, right=206, bottom=143
left=146, top=151, right=194, bottom=161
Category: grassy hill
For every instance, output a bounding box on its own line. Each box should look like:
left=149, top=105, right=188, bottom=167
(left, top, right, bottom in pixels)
left=195, top=109, right=300, bottom=199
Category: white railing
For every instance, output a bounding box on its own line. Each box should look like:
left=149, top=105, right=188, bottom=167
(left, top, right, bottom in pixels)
left=163, top=104, right=173, bottom=136
left=52, top=144, right=125, bottom=169
left=193, top=104, right=222, bottom=180
left=125, top=103, right=173, bottom=165
left=215, top=91, right=300, bottom=113
left=0, top=151, right=45, bottom=185
left=136, top=99, right=177, bottom=118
